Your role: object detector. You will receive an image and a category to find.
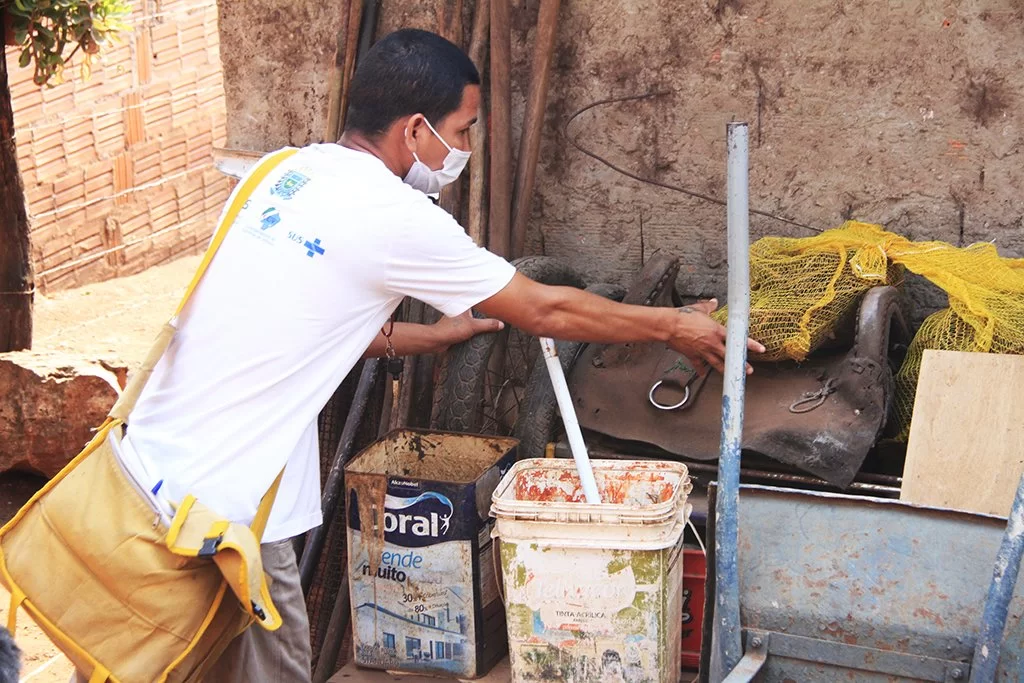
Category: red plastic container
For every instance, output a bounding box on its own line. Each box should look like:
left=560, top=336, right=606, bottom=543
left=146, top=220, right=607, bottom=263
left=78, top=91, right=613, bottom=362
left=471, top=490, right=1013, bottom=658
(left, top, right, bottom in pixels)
left=682, top=547, right=707, bottom=671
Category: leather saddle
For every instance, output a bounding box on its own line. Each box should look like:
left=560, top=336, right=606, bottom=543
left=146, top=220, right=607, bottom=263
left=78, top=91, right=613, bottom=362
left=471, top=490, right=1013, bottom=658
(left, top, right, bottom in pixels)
left=567, top=252, right=909, bottom=488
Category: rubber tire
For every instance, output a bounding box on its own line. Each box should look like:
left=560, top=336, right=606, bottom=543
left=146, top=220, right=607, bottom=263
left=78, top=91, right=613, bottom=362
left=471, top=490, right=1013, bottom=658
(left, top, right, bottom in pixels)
left=512, top=282, right=627, bottom=459
left=433, top=256, right=588, bottom=434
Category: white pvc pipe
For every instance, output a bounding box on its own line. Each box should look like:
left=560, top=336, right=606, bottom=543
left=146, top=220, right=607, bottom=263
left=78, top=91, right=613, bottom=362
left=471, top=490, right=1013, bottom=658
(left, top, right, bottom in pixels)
left=539, top=337, right=602, bottom=504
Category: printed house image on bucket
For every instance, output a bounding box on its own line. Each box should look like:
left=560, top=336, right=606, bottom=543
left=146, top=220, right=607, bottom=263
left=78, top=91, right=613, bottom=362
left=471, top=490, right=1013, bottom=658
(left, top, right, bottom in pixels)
left=346, top=431, right=517, bottom=678
left=354, top=594, right=469, bottom=663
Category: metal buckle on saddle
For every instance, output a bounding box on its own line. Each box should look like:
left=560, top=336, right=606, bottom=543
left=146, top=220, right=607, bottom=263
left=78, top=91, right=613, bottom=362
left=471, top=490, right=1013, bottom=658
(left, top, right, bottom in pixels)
left=788, top=377, right=839, bottom=414
left=648, top=355, right=710, bottom=411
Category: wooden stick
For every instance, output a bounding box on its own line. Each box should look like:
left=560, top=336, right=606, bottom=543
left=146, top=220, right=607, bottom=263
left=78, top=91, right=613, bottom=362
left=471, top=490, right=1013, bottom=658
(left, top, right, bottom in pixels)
left=467, top=0, right=489, bottom=247
left=437, top=0, right=464, bottom=44
left=310, top=577, right=350, bottom=683
left=437, top=0, right=465, bottom=220
left=390, top=299, right=422, bottom=431
left=510, top=0, right=561, bottom=258
left=468, top=0, right=489, bottom=94
left=336, top=0, right=364, bottom=136
left=488, top=0, right=512, bottom=258
left=322, top=1, right=351, bottom=143
left=0, top=41, right=34, bottom=350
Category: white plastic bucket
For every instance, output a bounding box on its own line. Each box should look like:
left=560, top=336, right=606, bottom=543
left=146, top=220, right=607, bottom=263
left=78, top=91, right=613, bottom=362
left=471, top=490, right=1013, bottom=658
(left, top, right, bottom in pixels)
left=491, top=458, right=692, bottom=682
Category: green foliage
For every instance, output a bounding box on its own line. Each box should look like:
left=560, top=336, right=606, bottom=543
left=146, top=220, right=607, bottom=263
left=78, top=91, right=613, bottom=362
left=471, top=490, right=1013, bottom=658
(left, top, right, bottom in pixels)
left=5, top=0, right=130, bottom=86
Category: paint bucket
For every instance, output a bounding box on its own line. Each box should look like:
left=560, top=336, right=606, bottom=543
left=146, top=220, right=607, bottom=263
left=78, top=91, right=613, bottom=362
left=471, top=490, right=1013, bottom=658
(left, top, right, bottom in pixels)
left=346, top=429, right=518, bottom=678
left=491, top=458, right=692, bottom=682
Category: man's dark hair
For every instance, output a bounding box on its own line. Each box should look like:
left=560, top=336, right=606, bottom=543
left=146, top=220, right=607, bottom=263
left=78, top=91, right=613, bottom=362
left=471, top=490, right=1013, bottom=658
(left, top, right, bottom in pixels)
left=345, top=29, right=480, bottom=137
left=0, top=627, right=20, bottom=683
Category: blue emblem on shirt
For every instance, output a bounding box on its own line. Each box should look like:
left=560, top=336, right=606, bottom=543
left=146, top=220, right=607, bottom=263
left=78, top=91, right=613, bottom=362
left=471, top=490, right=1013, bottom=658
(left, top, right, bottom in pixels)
left=260, top=207, right=281, bottom=230
left=305, top=238, right=326, bottom=258
left=270, top=171, right=310, bottom=200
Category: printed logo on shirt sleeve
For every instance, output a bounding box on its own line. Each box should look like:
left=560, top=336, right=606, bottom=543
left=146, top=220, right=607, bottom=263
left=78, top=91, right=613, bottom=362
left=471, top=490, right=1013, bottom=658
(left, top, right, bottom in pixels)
left=270, top=170, right=311, bottom=200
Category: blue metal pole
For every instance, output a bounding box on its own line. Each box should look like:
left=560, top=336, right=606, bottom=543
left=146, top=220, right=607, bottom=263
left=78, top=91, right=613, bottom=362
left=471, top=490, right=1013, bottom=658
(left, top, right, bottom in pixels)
left=709, top=122, right=751, bottom=681
left=970, top=473, right=1024, bottom=682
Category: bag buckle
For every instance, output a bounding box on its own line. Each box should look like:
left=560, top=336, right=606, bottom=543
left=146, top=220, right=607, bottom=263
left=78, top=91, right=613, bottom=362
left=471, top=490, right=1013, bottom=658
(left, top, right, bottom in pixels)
left=198, top=534, right=224, bottom=557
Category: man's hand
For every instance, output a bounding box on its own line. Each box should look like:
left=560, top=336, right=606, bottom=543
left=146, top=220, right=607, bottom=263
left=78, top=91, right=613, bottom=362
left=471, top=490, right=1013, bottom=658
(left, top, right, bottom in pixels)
left=432, top=312, right=504, bottom=353
left=667, top=299, right=764, bottom=375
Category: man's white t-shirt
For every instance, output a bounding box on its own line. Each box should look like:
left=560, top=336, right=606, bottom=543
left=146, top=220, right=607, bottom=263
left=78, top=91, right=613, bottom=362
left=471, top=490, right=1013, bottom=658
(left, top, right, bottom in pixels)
left=122, top=144, right=516, bottom=542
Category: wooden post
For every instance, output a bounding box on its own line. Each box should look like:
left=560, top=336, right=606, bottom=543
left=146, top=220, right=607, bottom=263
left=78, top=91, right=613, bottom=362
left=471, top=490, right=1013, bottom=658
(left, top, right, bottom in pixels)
left=0, top=51, right=34, bottom=351
left=510, top=0, right=560, bottom=258
left=437, top=0, right=464, bottom=45
left=323, top=1, right=352, bottom=142
left=336, top=0, right=364, bottom=137
left=467, top=0, right=489, bottom=247
left=437, top=0, right=464, bottom=221
left=488, top=0, right=512, bottom=258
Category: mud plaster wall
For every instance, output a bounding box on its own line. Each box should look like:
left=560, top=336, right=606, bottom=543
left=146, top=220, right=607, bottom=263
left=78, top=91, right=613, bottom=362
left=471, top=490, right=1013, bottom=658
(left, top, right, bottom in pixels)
left=217, top=0, right=1024, bottom=322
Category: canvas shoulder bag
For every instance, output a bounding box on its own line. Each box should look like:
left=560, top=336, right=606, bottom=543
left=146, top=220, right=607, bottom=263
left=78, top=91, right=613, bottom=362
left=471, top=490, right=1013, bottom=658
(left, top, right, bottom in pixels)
left=0, top=147, right=299, bottom=683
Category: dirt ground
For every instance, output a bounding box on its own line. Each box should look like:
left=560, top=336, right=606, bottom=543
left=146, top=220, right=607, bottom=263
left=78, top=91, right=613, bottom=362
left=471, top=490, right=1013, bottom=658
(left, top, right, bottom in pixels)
left=0, top=254, right=201, bottom=681
left=32, top=254, right=202, bottom=368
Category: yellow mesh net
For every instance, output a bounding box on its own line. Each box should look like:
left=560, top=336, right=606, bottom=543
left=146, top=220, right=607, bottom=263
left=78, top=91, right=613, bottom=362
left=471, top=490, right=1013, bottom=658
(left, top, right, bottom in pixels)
left=712, top=221, right=1024, bottom=438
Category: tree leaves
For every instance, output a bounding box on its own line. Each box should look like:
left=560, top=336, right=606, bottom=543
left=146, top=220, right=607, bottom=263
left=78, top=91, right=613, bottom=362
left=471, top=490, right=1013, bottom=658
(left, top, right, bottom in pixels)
left=4, top=0, right=128, bottom=86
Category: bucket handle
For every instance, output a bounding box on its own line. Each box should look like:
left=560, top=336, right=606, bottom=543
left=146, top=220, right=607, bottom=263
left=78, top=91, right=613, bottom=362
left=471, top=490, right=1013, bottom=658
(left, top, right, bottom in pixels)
left=491, top=540, right=507, bottom=606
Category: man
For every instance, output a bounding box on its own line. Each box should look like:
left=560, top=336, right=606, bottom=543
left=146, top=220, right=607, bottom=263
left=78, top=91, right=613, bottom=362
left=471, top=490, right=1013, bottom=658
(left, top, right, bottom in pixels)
left=99, top=28, right=761, bottom=681
left=0, top=628, right=18, bottom=683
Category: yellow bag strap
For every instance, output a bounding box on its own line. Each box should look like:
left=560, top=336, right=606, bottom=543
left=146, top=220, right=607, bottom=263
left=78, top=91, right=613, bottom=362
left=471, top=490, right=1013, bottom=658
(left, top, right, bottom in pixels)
left=109, top=147, right=299, bottom=422
left=174, top=148, right=296, bottom=318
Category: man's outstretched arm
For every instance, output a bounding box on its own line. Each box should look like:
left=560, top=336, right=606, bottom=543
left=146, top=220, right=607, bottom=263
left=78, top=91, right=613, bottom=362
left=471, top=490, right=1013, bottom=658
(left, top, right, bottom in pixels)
left=476, top=272, right=764, bottom=374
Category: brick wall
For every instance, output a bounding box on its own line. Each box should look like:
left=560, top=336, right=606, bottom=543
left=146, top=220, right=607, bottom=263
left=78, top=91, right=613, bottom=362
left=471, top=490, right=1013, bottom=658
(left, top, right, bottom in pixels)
left=4, top=0, right=230, bottom=292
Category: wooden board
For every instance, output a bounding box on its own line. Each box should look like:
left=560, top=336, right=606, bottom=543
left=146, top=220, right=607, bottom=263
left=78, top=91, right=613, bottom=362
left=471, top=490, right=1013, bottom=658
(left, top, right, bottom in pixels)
left=329, top=658, right=510, bottom=683
left=326, top=660, right=700, bottom=683
left=901, top=350, right=1024, bottom=516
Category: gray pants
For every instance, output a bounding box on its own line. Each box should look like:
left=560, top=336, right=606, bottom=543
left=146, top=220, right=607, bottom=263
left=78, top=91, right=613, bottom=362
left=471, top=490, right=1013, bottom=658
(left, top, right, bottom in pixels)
left=74, top=539, right=312, bottom=683
left=204, top=539, right=312, bottom=682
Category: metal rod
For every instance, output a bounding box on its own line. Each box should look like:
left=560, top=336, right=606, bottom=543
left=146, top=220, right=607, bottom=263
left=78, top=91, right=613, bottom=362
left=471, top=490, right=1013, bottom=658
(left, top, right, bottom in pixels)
left=689, top=464, right=899, bottom=498
left=540, top=337, right=600, bottom=503
left=550, top=441, right=896, bottom=492
left=710, top=122, right=750, bottom=681
left=970, top=473, right=1024, bottom=682
left=551, top=444, right=900, bottom=499
left=300, top=359, right=381, bottom=595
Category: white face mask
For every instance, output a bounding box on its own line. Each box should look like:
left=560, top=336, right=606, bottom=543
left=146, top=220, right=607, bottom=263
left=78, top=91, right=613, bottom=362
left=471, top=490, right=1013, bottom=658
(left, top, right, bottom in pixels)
left=402, top=117, right=471, bottom=195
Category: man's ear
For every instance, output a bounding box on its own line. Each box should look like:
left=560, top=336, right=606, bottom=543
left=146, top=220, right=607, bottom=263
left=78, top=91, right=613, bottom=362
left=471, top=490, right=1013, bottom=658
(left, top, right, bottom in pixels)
left=404, top=113, right=426, bottom=155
